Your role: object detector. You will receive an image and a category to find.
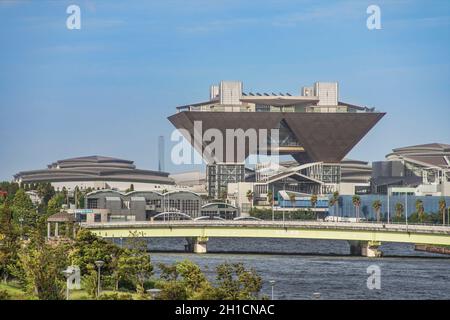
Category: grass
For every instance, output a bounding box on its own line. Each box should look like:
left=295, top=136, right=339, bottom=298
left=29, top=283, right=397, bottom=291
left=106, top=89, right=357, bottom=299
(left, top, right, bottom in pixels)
left=0, top=282, right=142, bottom=300
left=0, top=282, right=32, bottom=300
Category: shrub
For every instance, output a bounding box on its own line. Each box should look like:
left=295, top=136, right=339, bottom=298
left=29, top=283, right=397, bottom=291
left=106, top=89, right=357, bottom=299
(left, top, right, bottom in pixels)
left=98, top=292, right=133, bottom=300
left=0, top=290, right=11, bottom=300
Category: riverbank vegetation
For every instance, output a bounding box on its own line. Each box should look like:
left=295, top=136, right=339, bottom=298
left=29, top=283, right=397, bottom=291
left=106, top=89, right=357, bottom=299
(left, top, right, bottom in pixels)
left=0, top=182, right=264, bottom=300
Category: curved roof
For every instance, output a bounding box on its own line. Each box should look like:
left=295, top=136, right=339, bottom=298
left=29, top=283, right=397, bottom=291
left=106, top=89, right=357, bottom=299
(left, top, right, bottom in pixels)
left=14, top=155, right=174, bottom=185
left=386, top=143, right=450, bottom=169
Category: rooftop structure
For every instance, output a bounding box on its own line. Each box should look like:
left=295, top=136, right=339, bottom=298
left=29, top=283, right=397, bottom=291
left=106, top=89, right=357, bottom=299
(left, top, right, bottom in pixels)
left=14, top=155, right=175, bottom=192
left=372, top=143, right=450, bottom=196
left=169, top=80, right=384, bottom=164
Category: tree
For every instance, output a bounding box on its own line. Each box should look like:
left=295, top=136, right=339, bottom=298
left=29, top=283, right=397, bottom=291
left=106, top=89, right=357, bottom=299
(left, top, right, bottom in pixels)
left=219, top=190, right=228, bottom=202
left=16, top=232, right=69, bottom=300
left=126, top=184, right=135, bottom=193
left=415, top=199, right=425, bottom=223
left=394, top=202, right=404, bottom=222
left=117, top=236, right=153, bottom=293
left=372, top=200, right=382, bottom=222
left=329, top=191, right=340, bottom=220
left=69, top=229, right=121, bottom=276
left=246, top=190, right=254, bottom=210
left=352, top=195, right=361, bottom=220
left=12, top=189, right=37, bottom=232
left=267, top=189, right=273, bottom=206
left=174, top=260, right=213, bottom=299
left=156, top=260, right=215, bottom=300
left=213, top=262, right=262, bottom=300
left=0, top=205, right=20, bottom=283
left=47, top=193, right=66, bottom=215
left=36, top=182, right=55, bottom=206
left=439, top=198, right=446, bottom=226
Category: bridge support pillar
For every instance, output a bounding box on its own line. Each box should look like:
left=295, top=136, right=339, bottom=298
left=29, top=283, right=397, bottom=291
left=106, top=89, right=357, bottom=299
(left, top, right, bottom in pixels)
left=348, top=241, right=382, bottom=257
left=185, top=237, right=208, bottom=254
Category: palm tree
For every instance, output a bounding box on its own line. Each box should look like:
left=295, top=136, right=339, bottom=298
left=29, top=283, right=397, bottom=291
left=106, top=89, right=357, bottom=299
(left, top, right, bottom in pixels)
left=220, top=190, right=228, bottom=202
left=246, top=190, right=254, bottom=203
left=372, top=200, right=382, bottom=222
left=415, top=199, right=425, bottom=223
left=439, top=198, right=446, bottom=226
left=331, top=191, right=340, bottom=220
left=352, top=195, right=361, bottom=221
left=394, top=202, right=404, bottom=222
left=310, top=194, right=318, bottom=220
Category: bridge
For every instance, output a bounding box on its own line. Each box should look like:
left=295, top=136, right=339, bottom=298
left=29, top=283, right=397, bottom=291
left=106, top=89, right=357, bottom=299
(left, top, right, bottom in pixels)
left=81, top=221, right=450, bottom=257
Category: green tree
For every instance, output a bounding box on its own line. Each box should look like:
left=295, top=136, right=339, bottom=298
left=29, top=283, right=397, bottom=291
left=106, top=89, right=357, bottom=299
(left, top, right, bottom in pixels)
left=117, top=236, right=153, bottom=293
left=12, top=189, right=37, bottom=232
left=394, top=202, right=404, bottom=222
left=16, top=233, right=69, bottom=300
left=126, top=184, right=135, bottom=193
left=0, top=181, right=20, bottom=202
left=329, top=191, right=340, bottom=219
left=36, top=182, right=55, bottom=206
left=0, top=205, right=20, bottom=283
left=372, top=200, right=382, bottom=222
left=219, top=190, right=228, bottom=202
left=47, top=193, right=66, bottom=215
left=82, top=267, right=99, bottom=299
left=246, top=190, right=254, bottom=203
left=415, top=199, right=425, bottom=223
left=213, top=262, right=262, bottom=300
left=156, top=260, right=215, bottom=300
left=175, top=260, right=214, bottom=299
left=352, top=195, right=361, bottom=220
left=69, top=229, right=121, bottom=276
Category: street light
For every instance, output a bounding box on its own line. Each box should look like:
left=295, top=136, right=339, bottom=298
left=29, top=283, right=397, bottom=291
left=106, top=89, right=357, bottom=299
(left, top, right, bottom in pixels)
left=95, top=260, right=105, bottom=298
left=269, top=280, right=276, bottom=300
left=146, top=288, right=162, bottom=300
left=62, top=268, right=75, bottom=300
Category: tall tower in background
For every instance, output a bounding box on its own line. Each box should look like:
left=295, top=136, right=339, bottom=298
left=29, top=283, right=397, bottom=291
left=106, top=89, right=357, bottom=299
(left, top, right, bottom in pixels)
left=158, top=135, right=165, bottom=172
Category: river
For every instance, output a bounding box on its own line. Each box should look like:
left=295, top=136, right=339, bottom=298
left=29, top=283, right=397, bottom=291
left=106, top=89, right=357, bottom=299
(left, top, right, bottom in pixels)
left=131, top=238, right=450, bottom=300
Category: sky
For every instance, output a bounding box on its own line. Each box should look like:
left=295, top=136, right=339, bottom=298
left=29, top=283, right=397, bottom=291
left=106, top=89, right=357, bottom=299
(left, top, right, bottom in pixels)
left=0, top=0, right=449, bottom=180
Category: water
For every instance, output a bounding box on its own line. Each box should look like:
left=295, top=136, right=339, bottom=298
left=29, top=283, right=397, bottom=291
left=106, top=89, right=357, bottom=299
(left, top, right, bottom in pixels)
left=137, top=238, right=450, bottom=300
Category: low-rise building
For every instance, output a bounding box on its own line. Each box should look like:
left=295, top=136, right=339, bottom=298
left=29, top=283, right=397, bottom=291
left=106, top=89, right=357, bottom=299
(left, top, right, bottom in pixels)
left=14, top=155, right=175, bottom=192
left=372, top=143, right=450, bottom=196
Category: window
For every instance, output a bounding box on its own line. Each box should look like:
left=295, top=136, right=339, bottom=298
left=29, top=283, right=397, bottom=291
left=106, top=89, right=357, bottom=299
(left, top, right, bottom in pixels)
left=87, top=198, right=98, bottom=209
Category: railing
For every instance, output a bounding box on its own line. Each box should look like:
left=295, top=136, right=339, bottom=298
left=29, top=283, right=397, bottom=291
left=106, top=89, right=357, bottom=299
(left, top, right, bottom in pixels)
left=82, top=220, right=450, bottom=234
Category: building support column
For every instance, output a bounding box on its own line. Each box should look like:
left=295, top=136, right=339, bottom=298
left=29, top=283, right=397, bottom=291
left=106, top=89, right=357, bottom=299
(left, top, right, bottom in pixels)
left=348, top=241, right=382, bottom=257
left=54, top=222, right=59, bottom=238
left=185, top=237, right=208, bottom=254
left=47, top=222, right=51, bottom=239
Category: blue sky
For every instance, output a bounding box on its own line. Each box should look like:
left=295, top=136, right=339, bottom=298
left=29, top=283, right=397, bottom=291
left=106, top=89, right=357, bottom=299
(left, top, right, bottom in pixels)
left=0, top=0, right=449, bottom=180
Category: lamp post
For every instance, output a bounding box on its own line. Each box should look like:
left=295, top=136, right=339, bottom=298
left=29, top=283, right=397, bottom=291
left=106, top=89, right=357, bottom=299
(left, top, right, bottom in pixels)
left=95, top=260, right=105, bottom=298
left=405, top=192, right=408, bottom=231
left=62, top=268, right=75, bottom=300
left=269, top=280, right=276, bottom=300
left=146, top=288, right=162, bottom=300
left=271, top=185, right=275, bottom=221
